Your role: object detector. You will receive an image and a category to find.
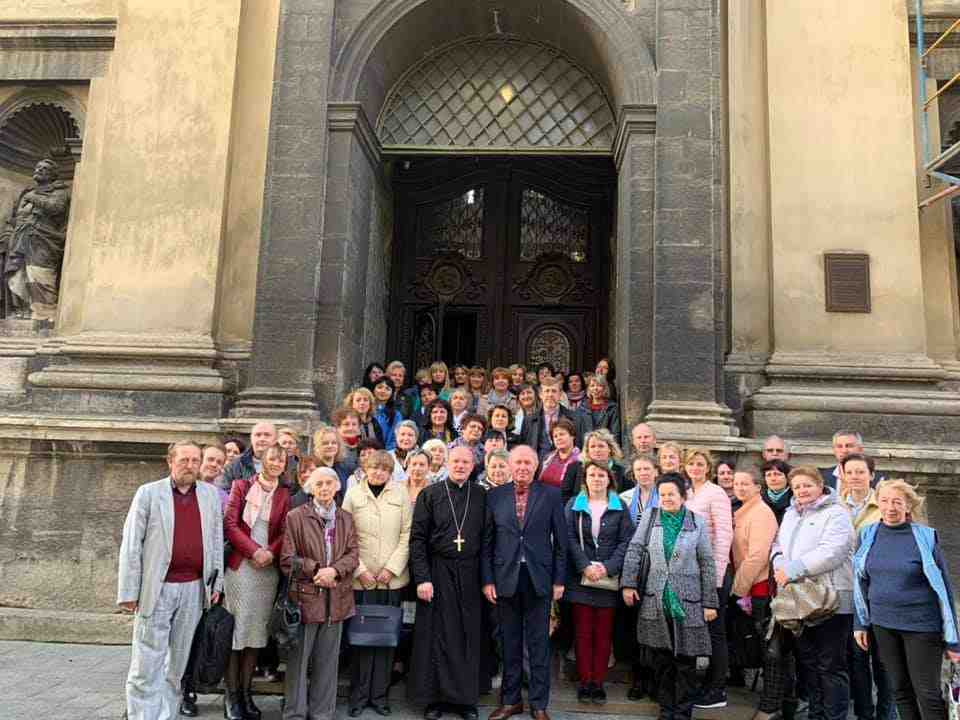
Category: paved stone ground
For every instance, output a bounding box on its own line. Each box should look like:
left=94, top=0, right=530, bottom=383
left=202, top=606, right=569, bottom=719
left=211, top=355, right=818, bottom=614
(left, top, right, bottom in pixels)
left=2, top=640, right=759, bottom=720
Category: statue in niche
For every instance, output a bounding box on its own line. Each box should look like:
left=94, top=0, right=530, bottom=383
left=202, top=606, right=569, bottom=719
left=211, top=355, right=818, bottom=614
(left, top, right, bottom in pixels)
left=1, top=158, right=71, bottom=321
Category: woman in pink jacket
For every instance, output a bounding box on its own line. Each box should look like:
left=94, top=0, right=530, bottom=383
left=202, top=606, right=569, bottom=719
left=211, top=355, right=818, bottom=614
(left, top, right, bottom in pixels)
left=684, top=447, right=734, bottom=709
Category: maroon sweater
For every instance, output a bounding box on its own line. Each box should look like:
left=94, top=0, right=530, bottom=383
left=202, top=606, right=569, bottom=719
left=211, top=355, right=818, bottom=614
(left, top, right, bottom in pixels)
left=165, top=482, right=204, bottom=583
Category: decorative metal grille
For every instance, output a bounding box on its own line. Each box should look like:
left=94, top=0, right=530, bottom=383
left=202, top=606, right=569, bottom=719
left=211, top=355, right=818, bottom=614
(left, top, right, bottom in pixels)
left=527, top=327, right=572, bottom=374
left=378, top=38, right=616, bottom=152
left=414, top=312, right=436, bottom=372
left=520, top=188, right=589, bottom=262
left=420, top=188, right=484, bottom=259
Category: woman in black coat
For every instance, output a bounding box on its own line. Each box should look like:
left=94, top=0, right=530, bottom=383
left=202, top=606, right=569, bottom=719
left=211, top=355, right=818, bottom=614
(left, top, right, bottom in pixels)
left=564, top=461, right=635, bottom=705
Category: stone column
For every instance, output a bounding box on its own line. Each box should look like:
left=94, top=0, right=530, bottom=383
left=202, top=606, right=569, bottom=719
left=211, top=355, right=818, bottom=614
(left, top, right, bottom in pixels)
left=725, top=0, right=773, bottom=412
left=231, top=0, right=336, bottom=421
left=643, top=0, right=738, bottom=438
left=26, top=1, right=244, bottom=420
left=747, top=0, right=960, bottom=443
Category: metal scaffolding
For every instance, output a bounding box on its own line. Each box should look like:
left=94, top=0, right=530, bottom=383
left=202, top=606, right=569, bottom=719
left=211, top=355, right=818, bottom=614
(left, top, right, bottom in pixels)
left=916, top=0, right=960, bottom=208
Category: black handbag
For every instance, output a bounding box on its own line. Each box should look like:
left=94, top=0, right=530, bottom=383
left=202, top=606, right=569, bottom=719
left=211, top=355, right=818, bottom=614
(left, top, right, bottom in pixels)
left=346, top=587, right=403, bottom=648
left=632, top=507, right=658, bottom=594
left=270, top=558, right=302, bottom=651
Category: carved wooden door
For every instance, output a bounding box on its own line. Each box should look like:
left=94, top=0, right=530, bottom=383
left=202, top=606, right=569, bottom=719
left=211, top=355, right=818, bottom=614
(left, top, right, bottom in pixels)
left=388, top=157, right=613, bottom=373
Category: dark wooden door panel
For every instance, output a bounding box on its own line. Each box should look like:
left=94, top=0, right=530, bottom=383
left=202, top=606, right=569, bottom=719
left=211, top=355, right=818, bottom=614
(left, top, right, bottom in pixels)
left=389, top=157, right=613, bottom=372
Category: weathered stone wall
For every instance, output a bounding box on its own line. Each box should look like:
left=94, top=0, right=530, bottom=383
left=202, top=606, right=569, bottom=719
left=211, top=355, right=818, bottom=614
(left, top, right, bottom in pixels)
left=0, top=439, right=165, bottom=613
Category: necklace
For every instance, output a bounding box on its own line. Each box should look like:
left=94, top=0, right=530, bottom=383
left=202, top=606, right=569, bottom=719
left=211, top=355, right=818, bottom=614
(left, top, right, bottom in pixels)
left=443, top=478, right=472, bottom=552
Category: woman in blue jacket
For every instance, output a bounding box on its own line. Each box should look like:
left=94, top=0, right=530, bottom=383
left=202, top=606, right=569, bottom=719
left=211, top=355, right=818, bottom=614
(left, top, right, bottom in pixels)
left=853, top=479, right=960, bottom=720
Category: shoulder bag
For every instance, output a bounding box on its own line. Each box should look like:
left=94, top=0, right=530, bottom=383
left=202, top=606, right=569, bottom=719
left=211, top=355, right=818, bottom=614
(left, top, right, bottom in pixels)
left=269, top=557, right=302, bottom=651
left=578, top=513, right=620, bottom=591
left=630, top=507, right=658, bottom=593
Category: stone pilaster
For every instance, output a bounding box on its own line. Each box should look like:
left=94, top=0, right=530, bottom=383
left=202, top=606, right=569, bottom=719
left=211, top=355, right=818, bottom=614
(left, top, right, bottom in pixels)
left=645, top=0, right=738, bottom=438
left=231, top=0, right=336, bottom=421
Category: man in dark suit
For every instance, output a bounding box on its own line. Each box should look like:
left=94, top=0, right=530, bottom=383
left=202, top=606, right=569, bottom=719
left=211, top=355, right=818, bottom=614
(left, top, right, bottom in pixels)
left=521, top=378, right=585, bottom=459
left=482, top=445, right=566, bottom=720
left=819, top=430, right=864, bottom=492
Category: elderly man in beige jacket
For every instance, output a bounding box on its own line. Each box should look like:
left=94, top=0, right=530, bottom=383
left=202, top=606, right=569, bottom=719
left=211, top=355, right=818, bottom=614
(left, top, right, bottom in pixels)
left=118, top=441, right=224, bottom=720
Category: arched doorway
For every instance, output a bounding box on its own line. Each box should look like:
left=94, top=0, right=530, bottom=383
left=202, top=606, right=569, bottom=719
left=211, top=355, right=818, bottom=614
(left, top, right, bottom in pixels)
left=377, top=35, right=617, bottom=372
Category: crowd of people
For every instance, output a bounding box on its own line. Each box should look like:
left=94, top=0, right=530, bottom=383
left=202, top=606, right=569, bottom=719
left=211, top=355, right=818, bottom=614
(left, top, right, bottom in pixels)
left=116, top=358, right=960, bottom=720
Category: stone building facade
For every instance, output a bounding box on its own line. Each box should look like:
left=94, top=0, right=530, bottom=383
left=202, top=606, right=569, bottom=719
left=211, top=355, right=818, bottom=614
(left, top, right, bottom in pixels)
left=1, top=0, right=959, bottom=638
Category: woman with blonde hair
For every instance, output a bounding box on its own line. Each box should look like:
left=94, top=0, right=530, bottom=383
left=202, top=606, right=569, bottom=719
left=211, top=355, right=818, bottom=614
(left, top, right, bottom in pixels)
left=344, top=387, right=384, bottom=447
left=560, top=428, right=626, bottom=504
left=428, top=361, right=452, bottom=401
left=508, top=364, right=526, bottom=394
left=295, top=425, right=353, bottom=507
left=854, top=479, right=959, bottom=720
left=583, top=375, right=620, bottom=439
left=342, top=450, right=412, bottom=717
left=657, top=442, right=683, bottom=478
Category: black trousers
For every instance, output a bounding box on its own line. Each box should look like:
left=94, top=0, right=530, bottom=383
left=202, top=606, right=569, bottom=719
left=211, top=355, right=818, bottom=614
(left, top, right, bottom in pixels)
left=499, top=565, right=552, bottom=710
left=349, top=589, right=401, bottom=708
left=873, top=626, right=947, bottom=720
left=794, top=613, right=852, bottom=720
left=652, top=645, right=698, bottom=720
left=849, top=629, right=896, bottom=720
left=704, top=568, right=732, bottom=691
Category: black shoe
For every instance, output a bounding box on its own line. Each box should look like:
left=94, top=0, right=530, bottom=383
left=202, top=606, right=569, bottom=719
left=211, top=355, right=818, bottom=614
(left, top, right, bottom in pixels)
left=693, top=689, right=728, bottom=709
left=349, top=707, right=364, bottom=718
left=180, top=692, right=199, bottom=717
left=459, top=705, right=478, bottom=720
left=577, top=684, right=591, bottom=703
left=223, top=691, right=245, bottom=720
left=241, top=689, right=262, bottom=720
left=424, top=705, right=443, bottom=720
left=591, top=685, right=607, bottom=705
left=627, top=683, right=645, bottom=701
left=373, top=705, right=392, bottom=716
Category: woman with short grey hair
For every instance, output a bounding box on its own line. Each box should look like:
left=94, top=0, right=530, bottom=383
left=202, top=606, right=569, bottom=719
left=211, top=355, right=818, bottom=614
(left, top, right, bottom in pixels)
left=621, top=473, right=718, bottom=720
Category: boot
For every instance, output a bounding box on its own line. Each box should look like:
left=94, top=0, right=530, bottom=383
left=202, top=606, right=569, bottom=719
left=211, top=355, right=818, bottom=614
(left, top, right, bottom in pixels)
left=223, top=690, right=245, bottom=720
left=782, top=699, right=799, bottom=720
left=241, top=688, right=262, bottom=720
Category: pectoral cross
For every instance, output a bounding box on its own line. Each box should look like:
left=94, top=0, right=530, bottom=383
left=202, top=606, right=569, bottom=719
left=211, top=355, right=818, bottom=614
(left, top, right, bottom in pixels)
left=454, top=533, right=465, bottom=552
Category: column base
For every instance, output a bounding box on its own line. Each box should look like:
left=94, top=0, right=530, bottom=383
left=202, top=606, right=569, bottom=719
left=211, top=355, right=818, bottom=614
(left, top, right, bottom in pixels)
left=644, top=400, right=741, bottom=439
left=230, top=385, right=322, bottom=425
left=745, top=351, right=960, bottom=443
left=23, top=332, right=231, bottom=419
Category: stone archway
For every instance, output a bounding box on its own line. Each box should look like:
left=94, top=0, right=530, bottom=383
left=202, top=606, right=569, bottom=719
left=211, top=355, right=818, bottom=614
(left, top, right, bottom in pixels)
left=238, top=0, right=735, bottom=439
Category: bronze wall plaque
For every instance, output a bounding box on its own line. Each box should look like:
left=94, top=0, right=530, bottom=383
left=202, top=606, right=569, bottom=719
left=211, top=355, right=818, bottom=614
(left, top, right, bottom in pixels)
left=824, top=253, right=871, bottom=313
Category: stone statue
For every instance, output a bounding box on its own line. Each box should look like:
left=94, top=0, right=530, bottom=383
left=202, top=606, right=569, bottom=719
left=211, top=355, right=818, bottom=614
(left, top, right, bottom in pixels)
left=2, top=158, right=71, bottom=321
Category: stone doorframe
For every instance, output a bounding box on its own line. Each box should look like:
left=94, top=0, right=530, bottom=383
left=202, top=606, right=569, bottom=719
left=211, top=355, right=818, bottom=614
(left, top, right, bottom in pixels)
left=234, top=0, right=737, bottom=438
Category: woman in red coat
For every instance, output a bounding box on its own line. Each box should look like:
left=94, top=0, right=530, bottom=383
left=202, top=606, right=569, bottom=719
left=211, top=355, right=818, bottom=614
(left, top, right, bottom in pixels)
left=223, top=443, right=292, bottom=720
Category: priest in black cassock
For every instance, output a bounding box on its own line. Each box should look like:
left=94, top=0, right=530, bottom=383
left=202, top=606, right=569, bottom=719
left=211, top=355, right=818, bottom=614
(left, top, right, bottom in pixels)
left=408, top=445, right=488, bottom=720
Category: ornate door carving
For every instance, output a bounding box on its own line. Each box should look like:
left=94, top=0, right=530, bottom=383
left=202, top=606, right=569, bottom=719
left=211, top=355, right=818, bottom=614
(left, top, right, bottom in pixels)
left=388, top=157, right=613, bottom=371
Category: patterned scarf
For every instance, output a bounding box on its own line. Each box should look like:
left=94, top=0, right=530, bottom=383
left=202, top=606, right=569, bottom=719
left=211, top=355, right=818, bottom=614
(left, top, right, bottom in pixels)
left=242, top=474, right=278, bottom=528
left=660, top=507, right=686, bottom=620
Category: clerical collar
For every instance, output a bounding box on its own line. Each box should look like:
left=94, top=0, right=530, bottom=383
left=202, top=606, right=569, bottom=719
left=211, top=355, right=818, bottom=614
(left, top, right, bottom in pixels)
left=447, top=477, right=468, bottom=489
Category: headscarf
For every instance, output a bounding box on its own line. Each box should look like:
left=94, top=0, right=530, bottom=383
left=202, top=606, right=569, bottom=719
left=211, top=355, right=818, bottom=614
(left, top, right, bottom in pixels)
left=660, top=507, right=686, bottom=620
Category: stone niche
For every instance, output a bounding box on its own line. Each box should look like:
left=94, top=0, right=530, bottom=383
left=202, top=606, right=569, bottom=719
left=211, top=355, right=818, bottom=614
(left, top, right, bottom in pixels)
left=0, top=87, right=84, bottom=399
